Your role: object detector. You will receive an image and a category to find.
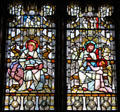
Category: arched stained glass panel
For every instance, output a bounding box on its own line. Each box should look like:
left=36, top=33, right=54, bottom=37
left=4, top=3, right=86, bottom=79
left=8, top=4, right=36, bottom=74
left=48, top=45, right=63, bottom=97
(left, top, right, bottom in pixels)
left=66, top=4, right=117, bottom=110
left=4, top=2, right=56, bottom=110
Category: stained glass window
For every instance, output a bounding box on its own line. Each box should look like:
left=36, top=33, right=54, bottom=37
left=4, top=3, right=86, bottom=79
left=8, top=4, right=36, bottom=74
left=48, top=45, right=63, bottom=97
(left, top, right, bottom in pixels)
left=66, top=4, right=117, bottom=110
left=4, top=2, right=56, bottom=110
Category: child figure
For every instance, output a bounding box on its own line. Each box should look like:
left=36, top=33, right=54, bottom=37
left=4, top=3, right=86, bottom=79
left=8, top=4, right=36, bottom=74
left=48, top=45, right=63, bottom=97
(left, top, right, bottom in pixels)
left=87, top=59, right=112, bottom=93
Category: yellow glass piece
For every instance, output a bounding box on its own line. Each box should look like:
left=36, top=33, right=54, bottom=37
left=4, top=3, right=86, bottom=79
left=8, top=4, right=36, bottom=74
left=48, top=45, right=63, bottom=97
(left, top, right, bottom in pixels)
left=50, top=106, right=54, bottom=110
left=93, top=38, right=99, bottom=43
left=43, top=20, right=46, bottom=24
left=108, top=76, right=112, bottom=84
left=67, top=106, right=72, bottom=110
left=110, top=36, right=113, bottom=41
left=77, top=21, right=80, bottom=25
left=67, top=36, right=71, bottom=40
left=73, top=23, right=77, bottom=28
left=88, top=37, right=93, bottom=40
left=46, top=22, right=49, bottom=26
left=112, top=106, right=117, bottom=110
left=67, top=98, right=71, bottom=104
left=4, top=106, right=9, bottom=110
left=52, top=35, right=55, bottom=40
left=8, top=35, right=11, bottom=39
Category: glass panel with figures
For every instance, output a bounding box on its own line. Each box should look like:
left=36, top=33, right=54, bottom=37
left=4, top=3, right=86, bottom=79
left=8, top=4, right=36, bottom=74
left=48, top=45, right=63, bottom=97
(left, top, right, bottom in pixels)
left=66, top=4, right=117, bottom=111
left=4, top=3, right=55, bottom=110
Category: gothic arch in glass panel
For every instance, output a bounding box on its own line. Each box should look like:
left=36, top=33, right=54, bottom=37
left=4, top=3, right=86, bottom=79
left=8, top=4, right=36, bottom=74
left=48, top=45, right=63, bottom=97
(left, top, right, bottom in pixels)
left=4, top=1, right=56, bottom=110
left=66, top=4, right=117, bottom=111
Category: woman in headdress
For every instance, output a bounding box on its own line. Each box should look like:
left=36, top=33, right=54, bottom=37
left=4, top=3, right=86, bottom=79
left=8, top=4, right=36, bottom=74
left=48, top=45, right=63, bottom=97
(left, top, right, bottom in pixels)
left=79, top=41, right=99, bottom=91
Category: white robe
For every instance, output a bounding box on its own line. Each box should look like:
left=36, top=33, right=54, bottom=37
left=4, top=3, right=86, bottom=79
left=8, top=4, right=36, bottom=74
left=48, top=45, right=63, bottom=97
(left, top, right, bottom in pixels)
left=18, top=49, right=42, bottom=90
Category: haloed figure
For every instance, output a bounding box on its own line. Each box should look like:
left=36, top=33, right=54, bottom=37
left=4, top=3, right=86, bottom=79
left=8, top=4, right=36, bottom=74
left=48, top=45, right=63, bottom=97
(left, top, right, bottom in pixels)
left=18, top=40, right=43, bottom=91
left=79, top=41, right=112, bottom=93
left=79, top=41, right=98, bottom=91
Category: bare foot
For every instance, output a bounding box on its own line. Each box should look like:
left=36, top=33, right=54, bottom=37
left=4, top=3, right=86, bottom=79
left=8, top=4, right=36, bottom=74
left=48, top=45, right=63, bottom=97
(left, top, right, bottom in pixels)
left=99, top=88, right=108, bottom=93
left=105, top=87, right=112, bottom=93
